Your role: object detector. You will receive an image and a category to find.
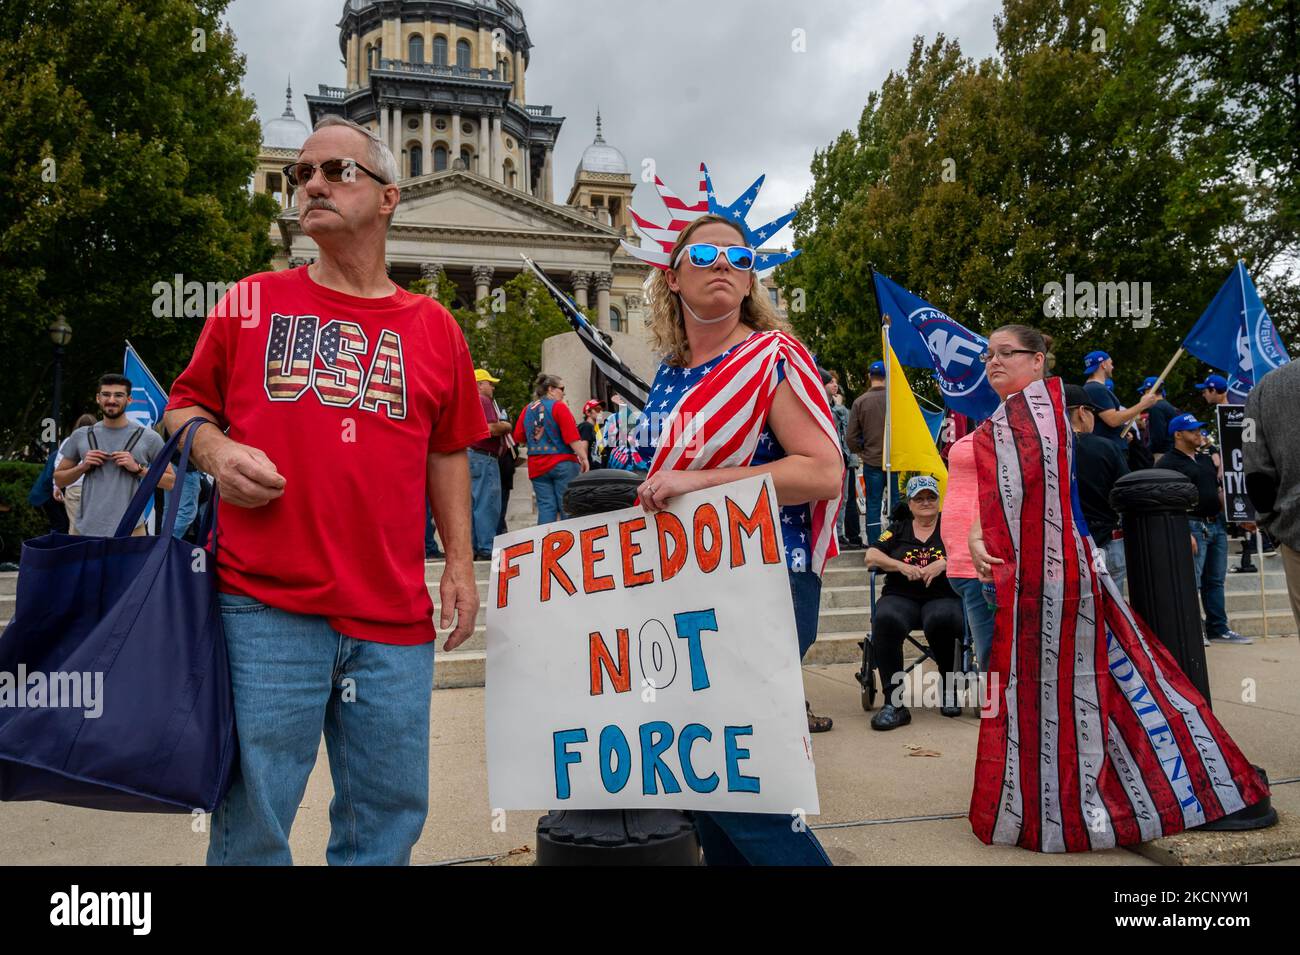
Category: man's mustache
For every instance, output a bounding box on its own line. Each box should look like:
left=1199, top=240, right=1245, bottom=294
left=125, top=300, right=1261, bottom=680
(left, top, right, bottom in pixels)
left=306, top=199, right=339, bottom=214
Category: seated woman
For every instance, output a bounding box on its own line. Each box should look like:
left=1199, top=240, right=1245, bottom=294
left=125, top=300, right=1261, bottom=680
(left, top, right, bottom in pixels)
left=864, top=475, right=964, bottom=730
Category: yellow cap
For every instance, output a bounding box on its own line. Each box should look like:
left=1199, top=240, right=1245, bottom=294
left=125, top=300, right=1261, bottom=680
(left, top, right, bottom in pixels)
left=474, top=368, right=500, bottom=383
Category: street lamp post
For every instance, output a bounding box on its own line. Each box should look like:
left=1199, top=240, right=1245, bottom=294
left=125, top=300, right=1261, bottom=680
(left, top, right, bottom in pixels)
left=48, top=316, right=73, bottom=451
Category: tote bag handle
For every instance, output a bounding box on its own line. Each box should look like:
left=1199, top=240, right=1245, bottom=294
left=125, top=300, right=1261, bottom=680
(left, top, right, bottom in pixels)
left=113, top=416, right=213, bottom=538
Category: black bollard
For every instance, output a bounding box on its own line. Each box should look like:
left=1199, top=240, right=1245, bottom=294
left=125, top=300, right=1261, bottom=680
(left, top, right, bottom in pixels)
left=533, top=469, right=702, bottom=866
left=1110, top=469, right=1209, bottom=700
left=1111, top=469, right=1277, bottom=832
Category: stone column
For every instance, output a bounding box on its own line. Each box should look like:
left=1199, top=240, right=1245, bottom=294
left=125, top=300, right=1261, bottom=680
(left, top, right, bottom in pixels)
left=542, top=146, right=553, bottom=202
left=421, top=108, right=432, bottom=176
left=490, top=114, right=502, bottom=183
left=379, top=101, right=389, bottom=151
left=571, top=271, right=593, bottom=310
left=421, top=262, right=443, bottom=299
left=594, top=273, right=613, bottom=331
left=479, top=113, right=490, bottom=176
left=625, top=292, right=643, bottom=330
left=451, top=110, right=462, bottom=163
left=473, top=265, right=494, bottom=304
left=392, top=104, right=404, bottom=169
left=523, top=144, right=532, bottom=194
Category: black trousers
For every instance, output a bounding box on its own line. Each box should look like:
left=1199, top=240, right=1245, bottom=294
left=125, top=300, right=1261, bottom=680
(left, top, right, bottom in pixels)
left=873, top=593, right=963, bottom=705
left=842, top=465, right=863, bottom=545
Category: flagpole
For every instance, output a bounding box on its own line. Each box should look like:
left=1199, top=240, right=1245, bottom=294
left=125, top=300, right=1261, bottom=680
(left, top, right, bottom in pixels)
left=870, top=265, right=894, bottom=525
left=1238, top=259, right=1270, bottom=639
left=1119, top=346, right=1185, bottom=439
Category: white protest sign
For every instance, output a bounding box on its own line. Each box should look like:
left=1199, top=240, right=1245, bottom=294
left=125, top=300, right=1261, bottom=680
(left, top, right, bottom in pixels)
left=486, top=473, right=819, bottom=814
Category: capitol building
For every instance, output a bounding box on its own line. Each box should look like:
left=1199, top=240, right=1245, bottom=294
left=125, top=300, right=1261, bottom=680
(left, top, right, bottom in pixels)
left=253, top=0, right=784, bottom=397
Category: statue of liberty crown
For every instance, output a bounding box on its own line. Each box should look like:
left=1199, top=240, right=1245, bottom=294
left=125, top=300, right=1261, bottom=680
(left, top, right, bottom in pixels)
left=619, top=162, right=801, bottom=274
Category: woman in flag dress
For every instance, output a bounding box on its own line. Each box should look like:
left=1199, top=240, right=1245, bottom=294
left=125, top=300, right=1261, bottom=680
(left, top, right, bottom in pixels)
left=965, top=325, right=1267, bottom=851
left=624, top=199, right=844, bottom=864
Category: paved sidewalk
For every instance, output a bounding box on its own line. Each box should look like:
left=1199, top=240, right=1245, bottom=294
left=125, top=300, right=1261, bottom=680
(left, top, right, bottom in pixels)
left=1, top=636, right=1295, bottom=865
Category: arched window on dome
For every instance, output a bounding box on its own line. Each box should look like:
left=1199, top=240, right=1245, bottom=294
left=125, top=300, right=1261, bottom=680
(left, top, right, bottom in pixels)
left=610, top=306, right=626, bottom=334
left=365, top=43, right=373, bottom=72
left=433, top=36, right=448, bottom=68
left=497, top=57, right=510, bottom=81
left=460, top=147, right=474, bottom=172
left=408, top=34, right=424, bottom=65
left=409, top=144, right=423, bottom=178
left=504, top=158, right=516, bottom=189
left=434, top=145, right=449, bottom=172
left=456, top=39, right=472, bottom=70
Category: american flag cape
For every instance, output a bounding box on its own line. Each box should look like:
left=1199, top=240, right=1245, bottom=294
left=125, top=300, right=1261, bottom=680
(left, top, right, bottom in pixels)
left=519, top=254, right=651, bottom=411
left=645, top=330, right=844, bottom=577
left=969, top=377, right=1268, bottom=851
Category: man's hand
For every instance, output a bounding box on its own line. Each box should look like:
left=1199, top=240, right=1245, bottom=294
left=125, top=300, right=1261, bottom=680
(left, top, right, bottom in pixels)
left=438, top=558, right=479, bottom=650
left=110, top=450, right=142, bottom=473
left=82, top=450, right=109, bottom=469
left=1136, top=390, right=1161, bottom=411
left=1190, top=534, right=1198, bottom=556
left=209, top=440, right=286, bottom=507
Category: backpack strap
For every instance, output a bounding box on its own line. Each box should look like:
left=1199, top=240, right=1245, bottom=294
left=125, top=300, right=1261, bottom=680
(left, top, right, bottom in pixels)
left=86, top=425, right=98, bottom=451
left=123, top=425, right=146, bottom=453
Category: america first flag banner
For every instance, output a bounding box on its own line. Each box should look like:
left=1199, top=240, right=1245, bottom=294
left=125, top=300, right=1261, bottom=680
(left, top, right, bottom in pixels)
left=970, top=377, right=1267, bottom=851
left=646, top=330, right=843, bottom=577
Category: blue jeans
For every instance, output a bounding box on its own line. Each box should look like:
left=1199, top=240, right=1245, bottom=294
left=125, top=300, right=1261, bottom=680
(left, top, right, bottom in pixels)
left=208, top=594, right=436, bottom=865
left=532, top=459, right=580, bottom=525
left=469, top=450, right=502, bottom=554
left=950, top=576, right=996, bottom=672
left=691, top=567, right=832, bottom=866
left=166, top=470, right=202, bottom=539
left=1190, top=515, right=1230, bottom=638
left=425, top=503, right=440, bottom=557
left=863, top=465, right=886, bottom=547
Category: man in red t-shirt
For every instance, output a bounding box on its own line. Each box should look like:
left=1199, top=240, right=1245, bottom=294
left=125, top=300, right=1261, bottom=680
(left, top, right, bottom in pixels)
left=162, top=116, right=488, bottom=866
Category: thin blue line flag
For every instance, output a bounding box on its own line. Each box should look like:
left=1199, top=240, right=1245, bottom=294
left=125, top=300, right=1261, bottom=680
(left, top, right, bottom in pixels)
left=873, top=271, right=1000, bottom=421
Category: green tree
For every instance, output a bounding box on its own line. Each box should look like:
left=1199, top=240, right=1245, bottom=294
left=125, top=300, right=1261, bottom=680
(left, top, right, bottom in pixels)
left=445, top=271, right=572, bottom=417
left=781, top=0, right=1296, bottom=413
left=0, top=0, right=276, bottom=456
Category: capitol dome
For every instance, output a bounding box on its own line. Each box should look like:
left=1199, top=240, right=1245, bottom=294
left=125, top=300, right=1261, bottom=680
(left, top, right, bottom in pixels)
left=262, top=80, right=310, bottom=150
left=576, top=112, right=628, bottom=176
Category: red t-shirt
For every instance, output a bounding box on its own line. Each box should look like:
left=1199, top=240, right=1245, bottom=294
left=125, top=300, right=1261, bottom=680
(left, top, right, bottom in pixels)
left=469, top=393, right=502, bottom=456
left=512, top=400, right=581, bottom=478
left=166, top=266, right=489, bottom=645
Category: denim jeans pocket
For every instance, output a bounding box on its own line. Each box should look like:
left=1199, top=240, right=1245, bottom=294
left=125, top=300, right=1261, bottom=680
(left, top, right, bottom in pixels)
left=217, top=592, right=269, bottom=614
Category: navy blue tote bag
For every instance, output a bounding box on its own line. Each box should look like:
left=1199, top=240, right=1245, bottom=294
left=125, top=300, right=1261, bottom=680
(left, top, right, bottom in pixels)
left=0, top=417, right=235, bottom=812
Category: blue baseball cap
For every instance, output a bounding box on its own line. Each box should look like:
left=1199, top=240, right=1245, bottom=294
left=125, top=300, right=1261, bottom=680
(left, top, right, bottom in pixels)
left=1168, top=412, right=1206, bottom=438
left=906, top=475, right=941, bottom=499
left=868, top=360, right=885, bottom=378
left=1194, top=374, right=1228, bottom=392
left=1083, top=350, right=1111, bottom=373
left=1136, top=376, right=1165, bottom=395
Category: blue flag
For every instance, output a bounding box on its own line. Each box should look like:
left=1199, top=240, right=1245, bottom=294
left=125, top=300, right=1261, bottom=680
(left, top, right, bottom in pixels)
left=123, top=342, right=168, bottom=428
left=1183, top=263, right=1290, bottom=400
left=872, top=271, right=1001, bottom=421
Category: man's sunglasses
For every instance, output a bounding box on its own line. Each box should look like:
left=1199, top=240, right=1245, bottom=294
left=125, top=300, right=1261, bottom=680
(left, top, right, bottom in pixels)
left=674, top=243, right=757, bottom=271
left=282, top=158, right=390, bottom=188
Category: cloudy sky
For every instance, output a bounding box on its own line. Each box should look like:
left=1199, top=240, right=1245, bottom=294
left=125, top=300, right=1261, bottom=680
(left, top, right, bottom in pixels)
left=228, top=0, right=1002, bottom=245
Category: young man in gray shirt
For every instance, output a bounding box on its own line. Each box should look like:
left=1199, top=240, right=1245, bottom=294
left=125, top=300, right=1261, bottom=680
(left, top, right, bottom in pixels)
left=54, top=373, right=173, bottom=536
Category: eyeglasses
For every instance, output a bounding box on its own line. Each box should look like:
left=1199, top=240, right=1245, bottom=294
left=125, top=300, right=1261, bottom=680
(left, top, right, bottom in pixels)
left=979, top=348, right=1038, bottom=364
left=553, top=385, right=566, bottom=392
left=674, top=243, right=757, bottom=271
left=282, top=158, right=390, bottom=188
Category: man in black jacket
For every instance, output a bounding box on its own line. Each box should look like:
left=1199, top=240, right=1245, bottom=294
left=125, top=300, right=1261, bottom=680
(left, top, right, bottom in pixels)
left=1157, top=414, right=1252, bottom=645
left=1067, top=385, right=1130, bottom=592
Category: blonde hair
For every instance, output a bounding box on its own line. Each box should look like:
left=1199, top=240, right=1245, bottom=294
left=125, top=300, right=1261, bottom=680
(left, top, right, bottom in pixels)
left=645, top=214, right=795, bottom=366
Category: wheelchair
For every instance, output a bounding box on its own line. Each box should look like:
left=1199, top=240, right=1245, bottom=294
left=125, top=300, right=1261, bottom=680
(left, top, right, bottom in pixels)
left=854, top=569, right=978, bottom=712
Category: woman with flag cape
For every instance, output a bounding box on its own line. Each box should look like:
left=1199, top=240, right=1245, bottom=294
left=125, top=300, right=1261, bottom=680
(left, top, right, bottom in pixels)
left=966, top=325, right=1268, bottom=851
left=621, top=163, right=844, bottom=865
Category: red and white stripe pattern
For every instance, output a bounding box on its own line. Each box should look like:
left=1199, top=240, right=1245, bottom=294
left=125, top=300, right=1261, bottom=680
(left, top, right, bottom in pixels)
left=969, top=377, right=1268, bottom=851
left=646, top=330, right=843, bottom=576
left=620, top=164, right=710, bottom=270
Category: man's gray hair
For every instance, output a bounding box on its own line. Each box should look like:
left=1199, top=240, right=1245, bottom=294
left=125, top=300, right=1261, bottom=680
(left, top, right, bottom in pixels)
left=310, top=115, right=400, bottom=190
